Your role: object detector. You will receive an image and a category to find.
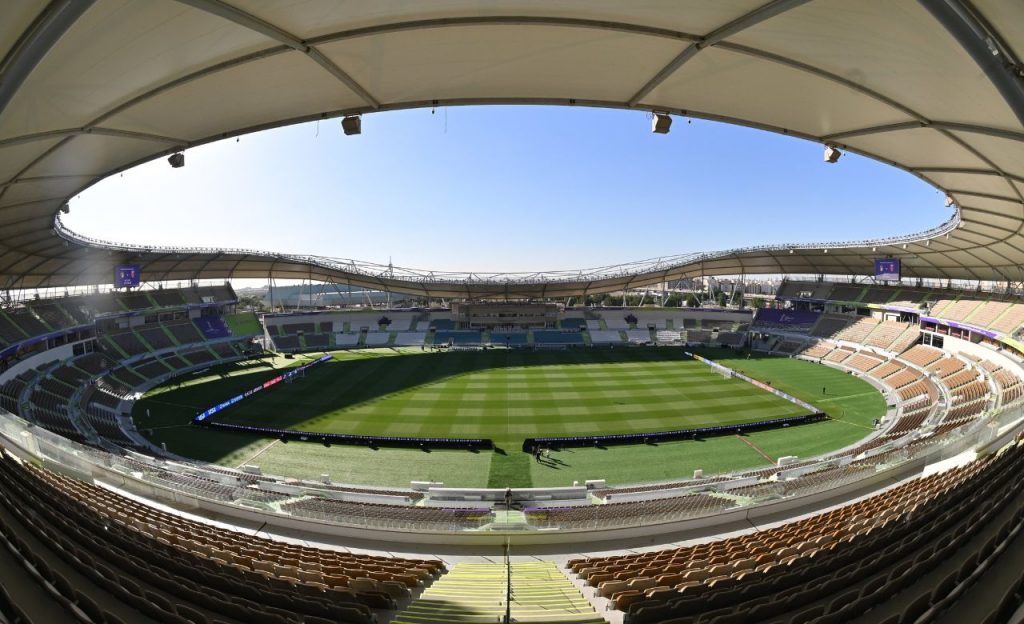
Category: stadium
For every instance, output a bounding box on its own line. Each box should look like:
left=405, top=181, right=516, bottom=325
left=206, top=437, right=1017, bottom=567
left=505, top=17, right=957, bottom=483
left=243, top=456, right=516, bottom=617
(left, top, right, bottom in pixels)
left=1, top=2, right=1024, bottom=624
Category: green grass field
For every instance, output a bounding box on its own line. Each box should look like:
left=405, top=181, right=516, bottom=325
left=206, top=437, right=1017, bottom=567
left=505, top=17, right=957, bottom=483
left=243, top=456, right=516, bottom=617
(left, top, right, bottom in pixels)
left=133, top=347, right=885, bottom=488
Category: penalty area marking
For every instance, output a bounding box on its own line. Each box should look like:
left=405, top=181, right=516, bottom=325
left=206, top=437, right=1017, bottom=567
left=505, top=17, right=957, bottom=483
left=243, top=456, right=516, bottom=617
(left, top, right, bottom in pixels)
left=236, top=439, right=281, bottom=469
left=825, top=417, right=876, bottom=432
left=735, top=434, right=775, bottom=463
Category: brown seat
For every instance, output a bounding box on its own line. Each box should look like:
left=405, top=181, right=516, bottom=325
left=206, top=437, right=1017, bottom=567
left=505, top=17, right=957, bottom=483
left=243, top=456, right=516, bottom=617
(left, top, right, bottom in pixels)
left=597, top=580, right=629, bottom=597
left=610, top=589, right=644, bottom=610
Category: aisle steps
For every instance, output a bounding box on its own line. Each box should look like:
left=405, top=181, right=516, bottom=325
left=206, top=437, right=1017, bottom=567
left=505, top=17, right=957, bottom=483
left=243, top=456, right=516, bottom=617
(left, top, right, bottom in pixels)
left=394, top=561, right=605, bottom=624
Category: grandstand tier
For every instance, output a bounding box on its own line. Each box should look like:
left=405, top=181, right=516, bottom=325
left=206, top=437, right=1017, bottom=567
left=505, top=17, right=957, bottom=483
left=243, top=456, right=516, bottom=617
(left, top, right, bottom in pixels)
left=2, top=289, right=1024, bottom=623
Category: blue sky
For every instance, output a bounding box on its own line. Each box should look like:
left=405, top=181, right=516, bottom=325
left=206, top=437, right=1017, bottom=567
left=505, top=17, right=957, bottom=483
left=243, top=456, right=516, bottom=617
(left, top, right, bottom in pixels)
left=67, top=106, right=952, bottom=274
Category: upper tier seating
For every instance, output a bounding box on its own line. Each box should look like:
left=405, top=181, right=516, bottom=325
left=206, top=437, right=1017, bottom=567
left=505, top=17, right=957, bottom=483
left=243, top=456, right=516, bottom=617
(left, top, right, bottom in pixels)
left=835, top=317, right=880, bottom=344
left=777, top=280, right=1024, bottom=337
left=965, top=300, right=1011, bottom=327
left=164, top=319, right=208, bottom=345
left=590, top=330, right=623, bottom=344
left=281, top=322, right=315, bottom=335
left=990, top=303, right=1024, bottom=334
left=809, top=314, right=854, bottom=338
left=561, top=318, right=588, bottom=330
left=860, top=286, right=897, bottom=304
left=27, top=302, right=76, bottom=331
left=604, top=316, right=629, bottom=330
left=103, top=330, right=151, bottom=357
left=182, top=285, right=237, bottom=305
left=863, top=320, right=913, bottom=351
left=828, top=284, right=864, bottom=302
left=930, top=298, right=984, bottom=322
left=151, top=288, right=186, bottom=307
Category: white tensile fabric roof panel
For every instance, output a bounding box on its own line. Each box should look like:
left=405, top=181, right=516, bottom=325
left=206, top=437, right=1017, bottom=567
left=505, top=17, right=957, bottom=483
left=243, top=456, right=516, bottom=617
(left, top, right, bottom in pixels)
left=948, top=131, right=1024, bottom=181
left=640, top=46, right=913, bottom=137
left=318, top=25, right=685, bottom=104
left=23, top=133, right=171, bottom=178
left=0, top=137, right=65, bottom=183
left=730, top=0, right=1020, bottom=129
left=925, top=171, right=1018, bottom=201
left=0, top=0, right=271, bottom=141
left=0, top=0, right=1020, bottom=293
left=235, top=0, right=764, bottom=42
left=841, top=128, right=993, bottom=170
left=102, top=50, right=368, bottom=142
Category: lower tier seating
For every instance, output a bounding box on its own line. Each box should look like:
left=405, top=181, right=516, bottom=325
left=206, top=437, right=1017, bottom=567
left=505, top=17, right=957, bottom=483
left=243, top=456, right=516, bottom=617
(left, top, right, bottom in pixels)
left=0, top=446, right=446, bottom=623
left=568, top=439, right=1024, bottom=624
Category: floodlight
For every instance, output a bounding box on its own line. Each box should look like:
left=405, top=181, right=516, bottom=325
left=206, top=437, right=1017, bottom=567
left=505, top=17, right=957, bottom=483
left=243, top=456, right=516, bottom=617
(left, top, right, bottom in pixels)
left=341, top=115, right=362, bottom=135
left=824, top=145, right=842, bottom=163
left=945, top=195, right=955, bottom=207
left=59, top=204, right=69, bottom=214
left=651, top=113, right=672, bottom=134
left=167, top=153, right=184, bottom=168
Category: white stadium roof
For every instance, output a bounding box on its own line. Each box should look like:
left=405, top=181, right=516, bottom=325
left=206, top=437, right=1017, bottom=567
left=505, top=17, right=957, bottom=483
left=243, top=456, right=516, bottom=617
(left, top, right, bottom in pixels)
left=1, top=0, right=1023, bottom=297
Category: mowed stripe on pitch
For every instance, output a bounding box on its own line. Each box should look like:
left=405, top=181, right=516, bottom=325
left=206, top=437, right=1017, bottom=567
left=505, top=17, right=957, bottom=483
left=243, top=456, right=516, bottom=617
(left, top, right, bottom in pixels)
left=217, top=349, right=809, bottom=440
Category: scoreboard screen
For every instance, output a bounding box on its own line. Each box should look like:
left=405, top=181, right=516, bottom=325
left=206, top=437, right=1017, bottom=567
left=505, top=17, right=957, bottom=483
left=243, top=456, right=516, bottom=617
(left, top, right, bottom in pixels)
left=114, top=264, right=141, bottom=288
left=874, top=258, right=900, bottom=281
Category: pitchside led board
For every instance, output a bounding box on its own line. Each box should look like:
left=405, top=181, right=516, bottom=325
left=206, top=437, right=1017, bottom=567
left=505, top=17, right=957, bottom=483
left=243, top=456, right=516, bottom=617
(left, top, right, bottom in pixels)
left=114, top=264, right=141, bottom=288
left=875, top=258, right=901, bottom=281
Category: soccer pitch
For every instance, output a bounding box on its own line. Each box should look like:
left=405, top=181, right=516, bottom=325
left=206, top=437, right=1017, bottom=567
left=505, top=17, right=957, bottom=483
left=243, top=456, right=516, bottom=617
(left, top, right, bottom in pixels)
left=134, top=347, right=885, bottom=488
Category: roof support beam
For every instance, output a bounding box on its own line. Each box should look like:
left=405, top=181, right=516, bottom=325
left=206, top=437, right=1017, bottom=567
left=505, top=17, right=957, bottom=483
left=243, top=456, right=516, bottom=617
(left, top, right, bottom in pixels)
left=916, top=167, right=1024, bottom=186
left=919, top=0, right=1024, bottom=127
left=824, top=120, right=1024, bottom=142
left=0, top=175, right=98, bottom=191
left=0, top=126, right=186, bottom=149
left=823, top=122, right=926, bottom=141
left=947, top=189, right=1021, bottom=204
left=628, top=0, right=812, bottom=105
left=0, top=0, right=94, bottom=119
left=172, top=0, right=380, bottom=109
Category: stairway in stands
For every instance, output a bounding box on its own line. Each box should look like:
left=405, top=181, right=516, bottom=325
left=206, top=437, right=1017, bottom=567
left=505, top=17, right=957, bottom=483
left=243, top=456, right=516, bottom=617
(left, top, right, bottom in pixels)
left=394, top=561, right=605, bottom=623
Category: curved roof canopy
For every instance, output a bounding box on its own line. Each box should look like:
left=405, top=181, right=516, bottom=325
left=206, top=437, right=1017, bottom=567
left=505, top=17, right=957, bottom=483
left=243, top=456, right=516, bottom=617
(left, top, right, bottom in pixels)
left=1, top=0, right=1023, bottom=297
